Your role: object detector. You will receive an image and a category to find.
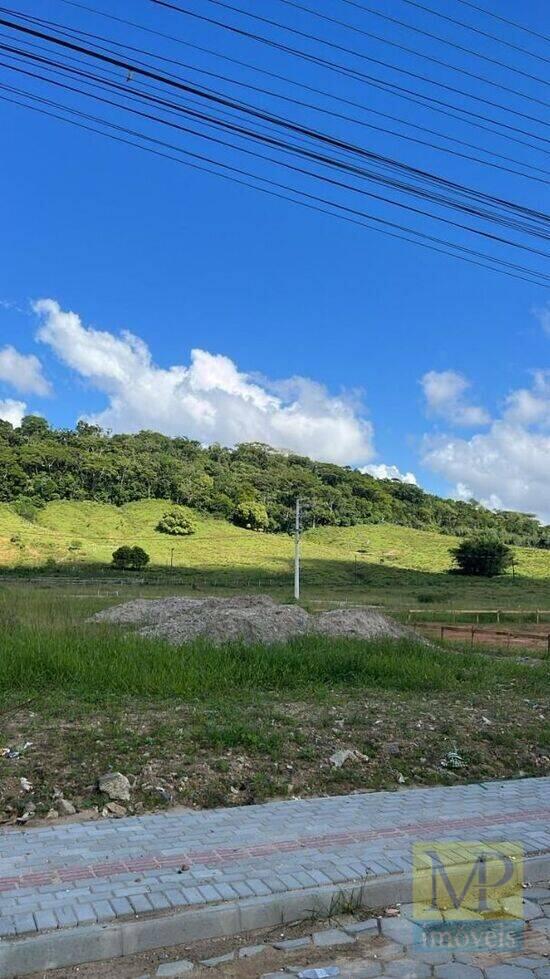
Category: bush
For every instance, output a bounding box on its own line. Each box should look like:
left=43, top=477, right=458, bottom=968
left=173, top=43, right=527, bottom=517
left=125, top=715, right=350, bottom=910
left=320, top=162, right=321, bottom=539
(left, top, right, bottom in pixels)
left=157, top=507, right=196, bottom=536
left=450, top=536, right=514, bottom=577
left=112, top=545, right=150, bottom=570
left=11, top=496, right=43, bottom=523
left=232, top=500, right=269, bottom=531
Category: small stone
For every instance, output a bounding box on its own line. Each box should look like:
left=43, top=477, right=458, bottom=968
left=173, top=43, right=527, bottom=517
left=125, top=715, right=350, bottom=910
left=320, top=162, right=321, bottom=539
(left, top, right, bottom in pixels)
left=329, top=749, right=357, bottom=768
left=297, top=969, right=342, bottom=979
left=386, top=742, right=401, bottom=755
left=98, top=771, right=131, bottom=801
left=154, top=786, right=173, bottom=803
left=45, top=808, right=59, bottom=820
left=312, top=928, right=355, bottom=947
left=156, top=961, right=194, bottom=977
left=16, top=802, right=35, bottom=824
left=56, top=798, right=76, bottom=816
left=102, top=801, right=127, bottom=818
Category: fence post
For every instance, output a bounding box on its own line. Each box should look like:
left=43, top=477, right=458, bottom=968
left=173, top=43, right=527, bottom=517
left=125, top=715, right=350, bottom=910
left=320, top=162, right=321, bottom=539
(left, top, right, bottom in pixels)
left=440, top=625, right=445, bottom=641
left=547, top=634, right=550, bottom=659
left=471, top=626, right=475, bottom=647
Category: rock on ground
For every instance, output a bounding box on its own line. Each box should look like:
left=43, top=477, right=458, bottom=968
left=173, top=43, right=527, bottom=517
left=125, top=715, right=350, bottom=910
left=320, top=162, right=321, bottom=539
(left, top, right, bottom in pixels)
left=97, top=772, right=131, bottom=802
left=92, top=595, right=425, bottom=648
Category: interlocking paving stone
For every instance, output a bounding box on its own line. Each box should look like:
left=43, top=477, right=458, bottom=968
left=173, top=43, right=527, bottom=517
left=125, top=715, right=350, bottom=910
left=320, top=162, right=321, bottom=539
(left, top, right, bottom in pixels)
left=383, top=959, right=430, bottom=978
left=434, top=965, right=485, bottom=979
left=0, top=776, right=548, bottom=949
left=343, top=920, right=379, bottom=935
left=512, top=958, right=548, bottom=967
left=200, top=952, right=235, bottom=966
left=485, top=966, right=539, bottom=978
left=312, top=928, right=356, bottom=947
left=238, top=944, right=267, bottom=957
left=155, top=961, right=194, bottom=977
left=272, top=937, right=312, bottom=950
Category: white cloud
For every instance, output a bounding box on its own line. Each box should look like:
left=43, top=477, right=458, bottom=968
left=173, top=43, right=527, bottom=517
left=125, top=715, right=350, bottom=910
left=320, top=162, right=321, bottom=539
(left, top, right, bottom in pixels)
left=33, top=299, right=374, bottom=464
left=0, top=398, right=26, bottom=427
left=533, top=302, right=550, bottom=336
left=422, top=371, right=550, bottom=523
left=421, top=370, right=490, bottom=427
left=361, top=463, right=418, bottom=485
left=0, top=345, right=51, bottom=396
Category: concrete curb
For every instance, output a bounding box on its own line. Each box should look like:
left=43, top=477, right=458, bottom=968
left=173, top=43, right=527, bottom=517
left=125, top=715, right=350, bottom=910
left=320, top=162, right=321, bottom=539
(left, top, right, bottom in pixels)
left=1, top=853, right=549, bottom=978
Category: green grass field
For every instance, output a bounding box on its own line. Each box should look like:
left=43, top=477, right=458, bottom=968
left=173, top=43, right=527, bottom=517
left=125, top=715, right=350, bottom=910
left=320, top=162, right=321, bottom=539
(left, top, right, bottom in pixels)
left=1, top=502, right=548, bottom=824
left=2, top=498, right=550, bottom=610
left=0, top=586, right=548, bottom=821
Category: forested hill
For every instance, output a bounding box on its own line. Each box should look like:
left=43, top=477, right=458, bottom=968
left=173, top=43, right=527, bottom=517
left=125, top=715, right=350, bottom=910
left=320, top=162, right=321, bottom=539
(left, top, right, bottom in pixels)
left=1, top=415, right=548, bottom=548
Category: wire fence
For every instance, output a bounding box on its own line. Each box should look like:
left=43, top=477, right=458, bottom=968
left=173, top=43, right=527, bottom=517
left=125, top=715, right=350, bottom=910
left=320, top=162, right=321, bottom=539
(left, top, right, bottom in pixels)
left=420, top=622, right=550, bottom=657
left=407, top=607, right=550, bottom=624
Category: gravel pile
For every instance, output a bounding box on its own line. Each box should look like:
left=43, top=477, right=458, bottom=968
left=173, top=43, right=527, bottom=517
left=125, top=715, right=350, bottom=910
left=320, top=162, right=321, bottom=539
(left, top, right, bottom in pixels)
left=93, top=595, right=424, bottom=646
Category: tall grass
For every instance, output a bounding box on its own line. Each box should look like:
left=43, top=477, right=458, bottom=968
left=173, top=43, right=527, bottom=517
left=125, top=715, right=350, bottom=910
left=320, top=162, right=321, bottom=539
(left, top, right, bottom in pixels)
left=1, top=624, right=546, bottom=702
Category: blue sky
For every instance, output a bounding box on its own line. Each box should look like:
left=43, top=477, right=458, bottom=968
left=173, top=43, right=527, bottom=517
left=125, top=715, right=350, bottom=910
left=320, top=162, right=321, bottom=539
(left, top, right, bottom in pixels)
left=0, top=0, right=548, bottom=519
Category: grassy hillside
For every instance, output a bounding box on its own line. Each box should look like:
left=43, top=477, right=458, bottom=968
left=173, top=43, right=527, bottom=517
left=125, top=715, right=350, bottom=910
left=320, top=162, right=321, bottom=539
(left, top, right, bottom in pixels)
left=2, top=499, right=550, bottom=609
left=3, top=421, right=549, bottom=546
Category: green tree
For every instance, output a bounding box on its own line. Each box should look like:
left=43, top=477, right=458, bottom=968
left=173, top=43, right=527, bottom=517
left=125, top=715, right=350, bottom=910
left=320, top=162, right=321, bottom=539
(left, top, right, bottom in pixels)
left=157, top=506, right=196, bottom=536
left=232, top=499, right=269, bottom=531
left=112, top=545, right=150, bottom=570
left=20, top=415, right=50, bottom=437
left=450, top=536, right=514, bottom=577
left=130, top=546, right=150, bottom=569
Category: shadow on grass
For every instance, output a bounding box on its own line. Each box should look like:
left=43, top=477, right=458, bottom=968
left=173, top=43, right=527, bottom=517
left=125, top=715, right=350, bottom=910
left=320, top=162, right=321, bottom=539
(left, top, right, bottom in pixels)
left=1, top=555, right=548, bottom=609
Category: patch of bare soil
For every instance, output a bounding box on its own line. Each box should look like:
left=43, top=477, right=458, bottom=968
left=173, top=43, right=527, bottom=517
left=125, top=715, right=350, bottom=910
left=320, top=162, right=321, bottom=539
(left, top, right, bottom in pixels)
left=92, top=595, right=424, bottom=646
left=1, top=688, right=548, bottom=827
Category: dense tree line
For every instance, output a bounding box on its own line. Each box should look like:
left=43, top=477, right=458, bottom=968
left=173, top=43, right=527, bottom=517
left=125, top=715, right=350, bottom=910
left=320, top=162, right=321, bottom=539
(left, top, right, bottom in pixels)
left=1, top=415, right=548, bottom=548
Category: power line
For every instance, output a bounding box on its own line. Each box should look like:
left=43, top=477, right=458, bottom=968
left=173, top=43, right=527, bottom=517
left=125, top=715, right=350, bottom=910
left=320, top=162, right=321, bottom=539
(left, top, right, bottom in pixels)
left=452, top=0, right=550, bottom=46
left=1, top=84, right=547, bottom=286
left=3, top=52, right=549, bottom=279
left=192, top=0, right=550, bottom=132
left=396, top=0, right=550, bottom=66
left=2, top=25, right=547, bottom=242
left=7, top=27, right=548, bottom=187
left=278, top=0, right=550, bottom=97
left=1, top=6, right=547, bottom=280
left=52, top=0, right=550, bottom=179
left=5, top=25, right=549, bottom=201
left=151, top=0, right=550, bottom=155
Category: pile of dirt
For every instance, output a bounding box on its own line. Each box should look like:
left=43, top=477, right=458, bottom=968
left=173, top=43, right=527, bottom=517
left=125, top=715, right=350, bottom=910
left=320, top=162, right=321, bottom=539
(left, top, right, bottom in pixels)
left=93, top=595, right=424, bottom=646
left=315, top=606, right=419, bottom=641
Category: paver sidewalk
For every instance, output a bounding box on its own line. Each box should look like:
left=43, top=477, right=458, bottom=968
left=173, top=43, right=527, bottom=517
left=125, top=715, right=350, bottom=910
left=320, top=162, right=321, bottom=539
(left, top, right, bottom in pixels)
left=0, top=778, right=549, bottom=944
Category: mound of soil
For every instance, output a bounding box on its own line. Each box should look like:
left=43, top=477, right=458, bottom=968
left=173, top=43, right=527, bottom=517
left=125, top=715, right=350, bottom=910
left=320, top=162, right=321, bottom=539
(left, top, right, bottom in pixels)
left=93, top=595, right=424, bottom=646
